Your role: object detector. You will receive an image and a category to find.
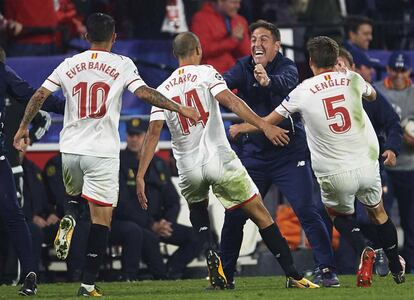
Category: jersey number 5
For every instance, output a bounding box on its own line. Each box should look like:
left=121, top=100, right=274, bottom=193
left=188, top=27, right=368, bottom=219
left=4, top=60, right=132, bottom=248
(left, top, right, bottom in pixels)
left=322, top=94, right=351, bottom=134
left=172, top=89, right=209, bottom=135
left=73, top=82, right=110, bottom=119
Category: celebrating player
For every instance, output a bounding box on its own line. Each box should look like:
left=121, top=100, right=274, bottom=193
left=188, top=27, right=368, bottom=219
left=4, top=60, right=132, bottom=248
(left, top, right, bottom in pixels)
left=136, top=31, right=318, bottom=290
left=13, top=13, right=199, bottom=297
left=231, top=36, right=406, bottom=287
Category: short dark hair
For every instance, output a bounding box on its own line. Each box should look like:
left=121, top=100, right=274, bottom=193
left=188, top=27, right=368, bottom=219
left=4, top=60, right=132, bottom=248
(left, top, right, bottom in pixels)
left=172, top=32, right=200, bottom=58
left=86, top=13, right=115, bottom=42
left=307, top=36, right=339, bottom=68
left=249, top=20, right=280, bottom=41
left=338, top=48, right=354, bottom=66
left=345, top=15, right=373, bottom=35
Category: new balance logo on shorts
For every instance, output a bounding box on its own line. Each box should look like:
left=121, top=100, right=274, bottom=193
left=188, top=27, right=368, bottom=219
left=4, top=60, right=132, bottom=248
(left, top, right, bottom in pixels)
left=297, top=161, right=305, bottom=167
left=199, top=226, right=208, bottom=232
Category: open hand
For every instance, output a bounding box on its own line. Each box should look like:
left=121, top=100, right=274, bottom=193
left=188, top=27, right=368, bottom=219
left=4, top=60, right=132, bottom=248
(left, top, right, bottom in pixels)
left=263, top=124, right=290, bottom=146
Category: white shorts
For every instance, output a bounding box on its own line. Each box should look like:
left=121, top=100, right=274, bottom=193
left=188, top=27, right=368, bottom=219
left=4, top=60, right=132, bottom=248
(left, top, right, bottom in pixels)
left=178, top=150, right=258, bottom=210
left=317, top=161, right=382, bottom=215
left=62, top=153, right=120, bottom=207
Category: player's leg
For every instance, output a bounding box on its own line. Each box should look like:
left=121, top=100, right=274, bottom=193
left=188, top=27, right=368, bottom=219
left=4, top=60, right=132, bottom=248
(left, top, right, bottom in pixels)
left=357, top=162, right=405, bottom=284
left=180, top=168, right=227, bottom=289
left=77, top=155, right=118, bottom=296
left=212, top=156, right=318, bottom=288
left=54, top=153, right=83, bottom=260
left=274, top=160, right=338, bottom=287
left=220, top=162, right=271, bottom=288
left=0, top=157, right=37, bottom=295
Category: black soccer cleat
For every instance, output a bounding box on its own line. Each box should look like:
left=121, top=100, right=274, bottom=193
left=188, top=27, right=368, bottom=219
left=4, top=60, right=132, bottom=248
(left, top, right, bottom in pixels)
left=18, top=272, right=37, bottom=296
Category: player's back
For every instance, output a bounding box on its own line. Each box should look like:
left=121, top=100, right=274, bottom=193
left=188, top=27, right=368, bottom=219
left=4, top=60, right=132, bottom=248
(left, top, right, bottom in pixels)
left=43, top=50, right=144, bottom=158
left=291, top=70, right=379, bottom=176
left=154, top=64, right=230, bottom=171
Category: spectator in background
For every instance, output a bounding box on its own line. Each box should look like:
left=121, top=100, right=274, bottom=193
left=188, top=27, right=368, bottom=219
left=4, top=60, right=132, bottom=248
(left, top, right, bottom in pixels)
left=4, top=0, right=58, bottom=56
left=191, top=0, right=250, bottom=74
left=375, top=51, right=414, bottom=273
left=344, top=15, right=373, bottom=52
left=112, top=118, right=203, bottom=280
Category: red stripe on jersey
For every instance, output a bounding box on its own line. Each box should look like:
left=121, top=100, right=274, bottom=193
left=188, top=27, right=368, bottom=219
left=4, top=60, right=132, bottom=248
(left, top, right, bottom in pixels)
left=151, top=109, right=163, bottom=114
left=126, top=78, right=140, bottom=88
left=280, top=103, right=291, bottom=114
left=47, top=78, right=61, bottom=86
left=82, top=194, right=113, bottom=207
left=208, top=82, right=224, bottom=91
left=227, top=193, right=258, bottom=211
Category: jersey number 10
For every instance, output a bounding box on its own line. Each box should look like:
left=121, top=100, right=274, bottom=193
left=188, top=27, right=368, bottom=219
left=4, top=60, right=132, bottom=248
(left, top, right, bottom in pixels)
left=73, top=81, right=110, bottom=119
left=172, top=89, right=209, bottom=135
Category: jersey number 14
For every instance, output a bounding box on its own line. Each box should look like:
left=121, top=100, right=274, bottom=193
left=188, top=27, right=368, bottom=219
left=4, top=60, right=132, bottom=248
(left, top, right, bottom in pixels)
left=172, top=89, right=209, bottom=135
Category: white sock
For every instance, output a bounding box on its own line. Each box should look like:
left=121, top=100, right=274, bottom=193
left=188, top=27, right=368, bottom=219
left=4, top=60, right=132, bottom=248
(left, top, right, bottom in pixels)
left=81, top=283, right=95, bottom=292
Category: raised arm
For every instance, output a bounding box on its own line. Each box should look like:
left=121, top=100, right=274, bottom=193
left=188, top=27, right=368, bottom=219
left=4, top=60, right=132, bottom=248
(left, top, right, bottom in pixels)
left=136, top=120, right=164, bottom=210
left=134, top=86, right=200, bottom=123
left=215, top=89, right=289, bottom=146
left=13, top=86, right=52, bottom=151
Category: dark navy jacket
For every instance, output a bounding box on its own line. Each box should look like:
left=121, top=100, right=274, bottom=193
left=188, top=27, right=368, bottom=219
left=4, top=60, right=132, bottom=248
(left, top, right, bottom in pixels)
left=0, top=62, right=65, bottom=154
left=224, top=53, right=309, bottom=162
left=363, top=90, right=402, bottom=166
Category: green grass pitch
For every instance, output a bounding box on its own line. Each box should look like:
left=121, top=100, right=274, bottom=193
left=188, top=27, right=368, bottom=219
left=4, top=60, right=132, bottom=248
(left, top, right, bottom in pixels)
left=0, top=275, right=412, bottom=299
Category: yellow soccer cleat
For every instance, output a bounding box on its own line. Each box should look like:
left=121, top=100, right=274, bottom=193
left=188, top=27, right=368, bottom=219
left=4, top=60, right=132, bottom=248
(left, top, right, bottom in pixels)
left=206, top=250, right=227, bottom=290
left=286, top=276, right=320, bottom=289
left=77, top=285, right=103, bottom=297
left=54, top=215, right=76, bottom=260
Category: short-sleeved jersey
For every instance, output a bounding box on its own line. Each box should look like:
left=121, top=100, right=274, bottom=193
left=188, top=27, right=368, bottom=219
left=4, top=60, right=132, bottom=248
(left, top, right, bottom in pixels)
left=275, top=70, right=379, bottom=177
left=42, top=50, right=146, bottom=158
left=151, top=65, right=230, bottom=172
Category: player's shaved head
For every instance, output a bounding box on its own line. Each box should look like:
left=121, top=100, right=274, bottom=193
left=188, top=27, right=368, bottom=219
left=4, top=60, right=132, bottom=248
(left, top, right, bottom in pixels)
left=86, top=13, right=115, bottom=43
left=173, top=32, right=200, bottom=59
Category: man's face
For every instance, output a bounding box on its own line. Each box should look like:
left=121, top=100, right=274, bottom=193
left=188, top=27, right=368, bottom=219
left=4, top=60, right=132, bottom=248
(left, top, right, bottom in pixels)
left=350, top=24, right=372, bottom=50
left=251, top=27, right=280, bottom=67
left=355, top=64, right=375, bottom=82
left=218, top=0, right=241, bottom=18
left=337, top=56, right=353, bottom=70
left=387, top=67, right=412, bottom=90
left=126, top=132, right=145, bottom=154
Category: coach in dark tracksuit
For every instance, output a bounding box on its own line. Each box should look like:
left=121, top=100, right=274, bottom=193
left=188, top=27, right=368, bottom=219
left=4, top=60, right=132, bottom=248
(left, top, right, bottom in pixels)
left=221, top=20, right=336, bottom=286
left=112, top=118, right=202, bottom=280
left=0, top=53, right=64, bottom=293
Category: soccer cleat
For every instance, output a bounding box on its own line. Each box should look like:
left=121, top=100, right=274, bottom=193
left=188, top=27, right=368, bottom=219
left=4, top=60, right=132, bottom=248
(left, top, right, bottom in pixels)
left=357, top=246, right=376, bottom=287
left=54, top=215, right=76, bottom=260
left=18, top=272, right=37, bottom=296
left=374, top=248, right=390, bottom=277
left=392, top=255, right=406, bottom=284
left=77, top=285, right=103, bottom=297
left=286, top=277, right=320, bottom=288
left=206, top=250, right=227, bottom=290
left=313, top=267, right=340, bottom=287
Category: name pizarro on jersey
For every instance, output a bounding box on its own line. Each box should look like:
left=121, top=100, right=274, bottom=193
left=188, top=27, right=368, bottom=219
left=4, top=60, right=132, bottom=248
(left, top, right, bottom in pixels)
left=65, top=62, right=119, bottom=80
left=164, top=73, right=198, bottom=91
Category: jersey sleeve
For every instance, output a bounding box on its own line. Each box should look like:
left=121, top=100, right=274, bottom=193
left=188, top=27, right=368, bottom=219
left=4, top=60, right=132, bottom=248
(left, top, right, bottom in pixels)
left=150, top=105, right=165, bottom=122
left=274, top=87, right=301, bottom=117
left=124, top=58, right=147, bottom=93
left=42, top=62, right=64, bottom=92
left=205, top=66, right=228, bottom=97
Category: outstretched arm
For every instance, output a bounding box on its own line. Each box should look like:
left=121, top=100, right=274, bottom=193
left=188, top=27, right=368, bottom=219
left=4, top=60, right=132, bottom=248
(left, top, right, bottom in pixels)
left=13, top=86, right=52, bottom=151
left=135, top=86, right=200, bottom=122
left=215, top=89, right=289, bottom=146
left=136, top=120, right=164, bottom=210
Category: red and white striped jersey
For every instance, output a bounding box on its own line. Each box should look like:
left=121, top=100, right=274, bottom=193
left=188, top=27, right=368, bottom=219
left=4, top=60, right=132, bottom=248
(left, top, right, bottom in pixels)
left=42, top=49, right=146, bottom=158
left=275, top=70, right=379, bottom=177
left=151, top=64, right=231, bottom=172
